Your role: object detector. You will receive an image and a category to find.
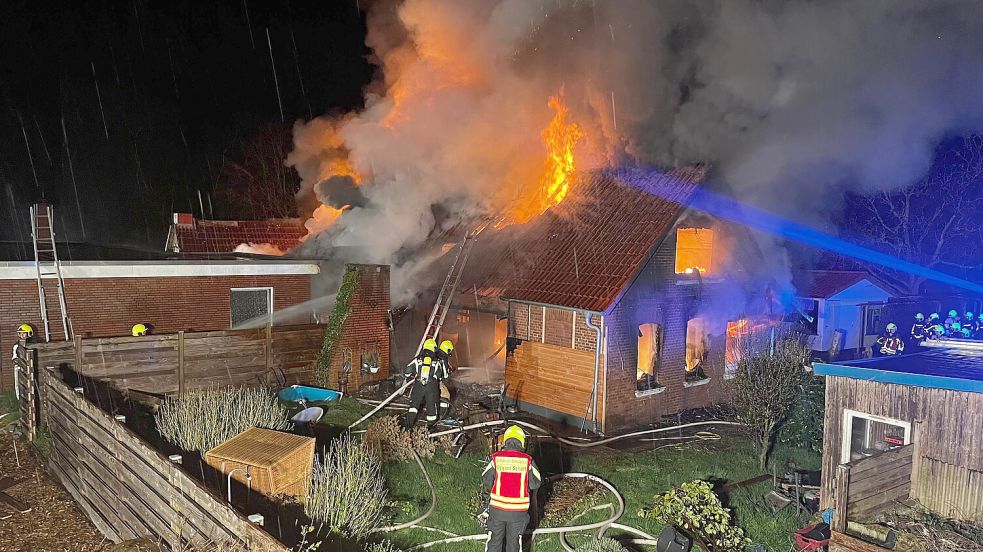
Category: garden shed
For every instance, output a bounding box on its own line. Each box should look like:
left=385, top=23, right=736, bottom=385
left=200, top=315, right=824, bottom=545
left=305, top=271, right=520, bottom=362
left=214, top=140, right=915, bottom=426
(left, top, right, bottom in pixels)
left=815, top=340, right=983, bottom=549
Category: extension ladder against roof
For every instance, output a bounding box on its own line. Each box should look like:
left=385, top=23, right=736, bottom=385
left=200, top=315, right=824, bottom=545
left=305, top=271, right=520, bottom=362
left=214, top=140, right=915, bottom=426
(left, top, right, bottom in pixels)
left=414, top=220, right=493, bottom=355
left=31, top=203, right=72, bottom=342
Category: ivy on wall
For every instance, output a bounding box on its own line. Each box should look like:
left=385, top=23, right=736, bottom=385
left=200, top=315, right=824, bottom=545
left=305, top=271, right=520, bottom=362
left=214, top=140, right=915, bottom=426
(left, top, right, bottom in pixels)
left=315, top=265, right=360, bottom=387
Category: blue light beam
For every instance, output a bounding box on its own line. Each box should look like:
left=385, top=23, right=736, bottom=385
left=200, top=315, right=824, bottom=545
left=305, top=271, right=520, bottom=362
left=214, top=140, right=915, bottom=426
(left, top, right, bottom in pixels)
left=620, top=168, right=983, bottom=295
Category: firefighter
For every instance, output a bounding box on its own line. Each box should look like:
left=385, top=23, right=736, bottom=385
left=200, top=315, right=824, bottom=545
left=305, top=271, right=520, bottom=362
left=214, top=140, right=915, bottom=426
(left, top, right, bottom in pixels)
left=948, top=322, right=963, bottom=338
left=436, top=340, right=455, bottom=419
left=402, top=339, right=441, bottom=429
left=481, top=425, right=542, bottom=552
left=131, top=323, right=149, bottom=337
left=927, top=312, right=941, bottom=328
left=12, top=324, right=34, bottom=400
left=975, top=316, right=983, bottom=339
left=961, top=327, right=973, bottom=339
left=928, top=323, right=946, bottom=340
left=910, top=313, right=926, bottom=345
left=875, top=323, right=904, bottom=356
left=944, top=310, right=960, bottom=333
left=965, top=312, right=975, bottom=334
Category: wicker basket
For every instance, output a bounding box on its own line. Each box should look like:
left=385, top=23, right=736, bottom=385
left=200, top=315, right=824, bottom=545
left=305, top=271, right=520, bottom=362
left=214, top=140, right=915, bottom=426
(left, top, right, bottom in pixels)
left=205, top=427, right=315, bottom=500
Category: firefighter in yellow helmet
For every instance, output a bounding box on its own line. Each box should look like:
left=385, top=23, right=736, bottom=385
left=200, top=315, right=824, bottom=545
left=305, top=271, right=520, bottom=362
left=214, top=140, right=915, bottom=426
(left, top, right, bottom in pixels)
left=481, top=425, right=541, bottom=552
left=402, top=338, right=441, bottom=429
left=131, top=323, right=149, bottom=337
left=12, top=324, right=34, bottom=401
left=436, top=340, right=455, bottom=419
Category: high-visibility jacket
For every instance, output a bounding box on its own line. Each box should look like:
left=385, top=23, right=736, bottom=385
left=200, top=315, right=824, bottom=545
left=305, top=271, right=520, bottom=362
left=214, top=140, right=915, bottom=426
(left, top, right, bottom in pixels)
left=404, top=351, right=439, bottom=385
left=910, top=322, right=926, bottom=340
left=483, top=449, right=541, bottom=512
left=877, top=335, right=904, bottom=355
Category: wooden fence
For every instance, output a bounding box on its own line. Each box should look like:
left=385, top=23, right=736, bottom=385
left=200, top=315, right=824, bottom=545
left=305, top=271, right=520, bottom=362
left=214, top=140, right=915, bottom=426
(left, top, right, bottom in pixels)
left=33, top=324, right=324, bottom=396
left=831, top=444, right=914, bottom=531
left=43, top=366, right=287, bottom=550
left=13, top=353, right=37, bottom=442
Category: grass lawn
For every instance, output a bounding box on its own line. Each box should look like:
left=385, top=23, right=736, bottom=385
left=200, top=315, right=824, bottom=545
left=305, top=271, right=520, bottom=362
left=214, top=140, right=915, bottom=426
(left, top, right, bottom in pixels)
left=368, top=427, right=820, bottom=552
left=0, top=390, right=18, bottom=426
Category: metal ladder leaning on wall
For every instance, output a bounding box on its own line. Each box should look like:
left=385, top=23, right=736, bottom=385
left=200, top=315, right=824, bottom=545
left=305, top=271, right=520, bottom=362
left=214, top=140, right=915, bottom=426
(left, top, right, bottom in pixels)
left=413, top=219, right=494, bottom=356
left=31, top=203, right=72, bottom=342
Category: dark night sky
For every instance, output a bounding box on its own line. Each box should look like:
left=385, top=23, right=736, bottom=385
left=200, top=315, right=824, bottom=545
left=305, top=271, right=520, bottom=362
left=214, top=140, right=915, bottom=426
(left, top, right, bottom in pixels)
left=0, top=0, right=372, bottom=249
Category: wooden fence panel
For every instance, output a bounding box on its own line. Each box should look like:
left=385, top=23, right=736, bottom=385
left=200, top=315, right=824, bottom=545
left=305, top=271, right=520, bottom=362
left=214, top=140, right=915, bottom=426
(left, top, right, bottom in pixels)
left=32, top=325, right=324, bottom=396
left=846, top=445, right=913, bottom=518
left=15, top=353, right=36, bottom=441
left=43, top=368, right=287, bottom=551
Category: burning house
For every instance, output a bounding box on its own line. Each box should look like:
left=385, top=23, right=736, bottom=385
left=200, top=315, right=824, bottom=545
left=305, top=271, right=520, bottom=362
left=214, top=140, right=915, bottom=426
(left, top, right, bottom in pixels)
left=399, top=166, right=782, bottom=434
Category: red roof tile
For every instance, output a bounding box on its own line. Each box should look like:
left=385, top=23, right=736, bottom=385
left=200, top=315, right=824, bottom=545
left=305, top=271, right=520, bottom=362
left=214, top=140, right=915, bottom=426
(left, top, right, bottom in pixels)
left=793, top=270, right=894, bottom=298
left=168, top=215, right=306, bottom=254
left=463, top=165, right=708, bottom=312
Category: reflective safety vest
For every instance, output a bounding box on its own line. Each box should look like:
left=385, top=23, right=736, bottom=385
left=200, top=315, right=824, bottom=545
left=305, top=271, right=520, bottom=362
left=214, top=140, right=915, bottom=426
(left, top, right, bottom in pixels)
left=488, top=450, right=533, bottom=512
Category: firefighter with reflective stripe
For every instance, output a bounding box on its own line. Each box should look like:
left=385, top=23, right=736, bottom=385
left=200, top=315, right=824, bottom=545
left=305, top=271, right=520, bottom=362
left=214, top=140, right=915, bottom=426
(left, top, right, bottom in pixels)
left=944, top=310, right=960, bottom=333
left=975, top=316, right=983, bottom=339
left=402, top=339, right=441, bottom=429
left=947, top=322, right=964, bottom=338
left=910, top=313, right=926, bottom=344
left=876, top=323, right=904, bottom=356
left=12, top=324, right=34, bottom=400
left=928, top=323, right=946, bottom=340
left=482, top=425, right=541, bottom=552
left=436, top=340, right=455, bottom=419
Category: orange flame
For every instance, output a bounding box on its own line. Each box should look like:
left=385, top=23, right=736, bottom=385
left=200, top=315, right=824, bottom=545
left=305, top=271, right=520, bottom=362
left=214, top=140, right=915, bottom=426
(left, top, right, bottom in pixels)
left=541, top=94, right=583, bottom=208
left=511, top=93, right=584, bottom=224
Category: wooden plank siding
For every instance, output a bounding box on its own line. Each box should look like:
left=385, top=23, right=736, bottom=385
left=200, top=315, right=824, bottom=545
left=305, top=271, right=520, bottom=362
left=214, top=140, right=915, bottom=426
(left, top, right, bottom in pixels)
left=506, top=341, right=603, bottom=424
left=42, top=368, right=286, bottom=550
left=821, top=375, right=983, bottom=522
left=846, top=445, right=913, bottom=518
left=32, top=325, right=324, bottom=395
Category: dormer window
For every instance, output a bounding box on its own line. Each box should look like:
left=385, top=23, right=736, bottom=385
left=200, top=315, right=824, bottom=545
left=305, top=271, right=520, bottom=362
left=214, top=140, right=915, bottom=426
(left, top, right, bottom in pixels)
left=675, top=228, right=714, bottom=275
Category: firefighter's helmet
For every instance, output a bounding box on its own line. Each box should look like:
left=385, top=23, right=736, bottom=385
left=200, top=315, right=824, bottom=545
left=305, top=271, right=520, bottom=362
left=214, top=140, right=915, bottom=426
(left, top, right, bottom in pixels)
left=17, top=324, right=33, bottom=337
left=423, top=339, right=437, bottom=352
left=915, top=313, right=925, bottom=321
left=935, top=324, right=946, bottom=334
left=962, top=328, right=973, bottom=338
left=949, top=309, right=958, bottom=318
left=886, top=323, right=897, bottom=333
left=952, top=322, right=962, bottom=332
left=929, top=312, right=940, bottom=321
left=439, top=340, right=454, bottom=355
left=132, top=324, right=148, bottom=337
left=503, top=425, right=526, bottom=449
left=966, top=312, right=975, bottom=320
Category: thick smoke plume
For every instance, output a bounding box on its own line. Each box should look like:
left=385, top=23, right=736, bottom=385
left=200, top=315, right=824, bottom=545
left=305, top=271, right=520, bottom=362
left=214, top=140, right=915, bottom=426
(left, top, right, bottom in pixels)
left=288, top=0, right=983, bottom=303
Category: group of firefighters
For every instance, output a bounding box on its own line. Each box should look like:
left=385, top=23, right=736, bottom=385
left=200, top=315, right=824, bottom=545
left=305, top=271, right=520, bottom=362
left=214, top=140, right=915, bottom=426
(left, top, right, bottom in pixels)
left=402, top=335, right=538, bottom=552
left=876, top=309, right=983, bottom=356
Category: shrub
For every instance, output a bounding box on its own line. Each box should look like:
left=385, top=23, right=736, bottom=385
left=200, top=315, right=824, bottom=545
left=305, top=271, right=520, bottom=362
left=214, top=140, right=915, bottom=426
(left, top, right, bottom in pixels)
left=778, top=374, right=826, bottom=453
left=575, top=537, right=627, bottom=551
left=363, top=415, right=452, bottom=462
left=306, top=434, right=387, bottom=539
left=155, top=387, right=290, bottom=455
left=362, top=541, right=404, bottom=552
left=644, top=480, right=750, bottom=552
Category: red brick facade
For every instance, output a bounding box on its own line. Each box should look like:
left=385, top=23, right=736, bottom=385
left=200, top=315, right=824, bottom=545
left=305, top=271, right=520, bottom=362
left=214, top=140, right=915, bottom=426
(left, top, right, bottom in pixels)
left=0, top=274, right=311, bottom=390
left=325, top=265, right=391, bottom=393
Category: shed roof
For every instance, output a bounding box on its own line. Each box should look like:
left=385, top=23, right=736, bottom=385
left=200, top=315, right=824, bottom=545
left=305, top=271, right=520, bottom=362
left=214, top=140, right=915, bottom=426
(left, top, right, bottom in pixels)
left=814, top=346, right=983, bottom=393
left=793, top=270, right=896, bottom=299
left=457, top=165, right=708, bottom=312
left=167, top=213, right=305, bottom=254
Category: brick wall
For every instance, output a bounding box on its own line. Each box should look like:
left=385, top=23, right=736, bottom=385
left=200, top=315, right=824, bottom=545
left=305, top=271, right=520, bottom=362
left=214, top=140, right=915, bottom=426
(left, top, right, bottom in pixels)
left=602, top=226, right=732, bottom=432
left=0, top=274, right=311, bottom=390
left=510, top=302, right=598, bottom=353
left=325, top=265, right=391, bottom=392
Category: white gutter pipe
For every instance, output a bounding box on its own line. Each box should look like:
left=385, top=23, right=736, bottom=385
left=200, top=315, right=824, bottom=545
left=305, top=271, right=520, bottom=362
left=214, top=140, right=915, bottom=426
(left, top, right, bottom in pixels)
left=583, top=312, right=602, bottom=434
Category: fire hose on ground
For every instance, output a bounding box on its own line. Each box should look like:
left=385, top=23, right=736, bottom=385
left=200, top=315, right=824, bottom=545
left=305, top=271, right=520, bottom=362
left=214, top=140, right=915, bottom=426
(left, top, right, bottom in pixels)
left=366, top=420, right=743, bottom=550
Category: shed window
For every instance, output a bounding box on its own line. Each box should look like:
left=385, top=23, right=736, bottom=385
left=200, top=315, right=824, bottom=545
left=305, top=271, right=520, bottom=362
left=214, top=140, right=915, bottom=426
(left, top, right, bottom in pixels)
left=842, top=409, right=910, bottom=463
left=636, top=323, right=664, bottom=391
left=865, top=306, right=884, bottom=335
left=230, top=288, right=273, bottom=328
left=685, top=317, right=710, bottom=381
left=675, top=228, right=714, bottom=274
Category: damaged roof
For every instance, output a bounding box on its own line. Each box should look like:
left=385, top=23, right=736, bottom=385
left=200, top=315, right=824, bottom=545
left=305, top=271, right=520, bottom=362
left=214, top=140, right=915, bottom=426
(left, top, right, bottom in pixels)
left=166, top=213, right=306, bottom=254
left=459, top=165, right=709, bottom=312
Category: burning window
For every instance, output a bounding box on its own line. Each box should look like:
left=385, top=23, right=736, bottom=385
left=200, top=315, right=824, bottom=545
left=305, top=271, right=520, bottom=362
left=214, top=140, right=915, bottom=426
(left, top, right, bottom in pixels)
left=675, top=228, right=714, bottom=275
left=724, top=318, right=774, bottom=378
left=685, top=317, right=710, bottom=381
left=636, top=324, right=664, bottom=391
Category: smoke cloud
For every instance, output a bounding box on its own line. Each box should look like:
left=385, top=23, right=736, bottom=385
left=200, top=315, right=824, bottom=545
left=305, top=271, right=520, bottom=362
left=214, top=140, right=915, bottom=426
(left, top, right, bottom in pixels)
left=288, top=0, right=983, bottom=304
